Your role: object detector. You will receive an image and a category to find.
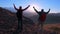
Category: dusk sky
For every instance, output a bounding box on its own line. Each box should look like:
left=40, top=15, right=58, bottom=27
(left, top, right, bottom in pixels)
left=0, top=0, right=60, bottom=13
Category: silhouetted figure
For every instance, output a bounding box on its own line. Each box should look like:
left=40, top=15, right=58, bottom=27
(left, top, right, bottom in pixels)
left=33, top=7, right=50, bottom=34
left=13, top=4, right=30, bottom=34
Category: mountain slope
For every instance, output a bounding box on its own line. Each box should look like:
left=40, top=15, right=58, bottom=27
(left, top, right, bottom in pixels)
left=0, top=7, right=34, bottom=34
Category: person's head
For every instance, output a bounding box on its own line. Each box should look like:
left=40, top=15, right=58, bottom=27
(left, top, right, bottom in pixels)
left=41, top=9, right=44, bottom=12
left=19, top=6, right=22, bottom=9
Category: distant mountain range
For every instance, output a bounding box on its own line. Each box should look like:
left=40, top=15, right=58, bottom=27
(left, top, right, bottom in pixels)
left=31, top=14, right=60, bottom=24
left=5, top=7, right=36, bottom=17
left=2, top=7, right=60, bottom=24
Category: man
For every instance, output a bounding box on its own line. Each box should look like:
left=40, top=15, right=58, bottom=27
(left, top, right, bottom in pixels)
left=13, top=4, right=30, bottom=33
left=33, top=6, right=50, bottom=34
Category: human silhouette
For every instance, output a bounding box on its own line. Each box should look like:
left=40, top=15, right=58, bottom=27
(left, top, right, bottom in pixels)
left=13, top=4, right=30, bottom=34
left=33, top=6, right=50, bottom=34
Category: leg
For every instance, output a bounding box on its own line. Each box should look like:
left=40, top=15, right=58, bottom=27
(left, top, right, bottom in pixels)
left=13, top=19, right=23, bottom=34
left=13, top=20, right=22, bottom=34
left=18, top=20, right=22, bottom=32
left=40, top=22, right=44, bottom=34
left=38, top=20, right=43, bottom=34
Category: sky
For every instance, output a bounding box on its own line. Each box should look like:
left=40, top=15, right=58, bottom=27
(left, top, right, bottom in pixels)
left=0, top=0, right=60, bottom=13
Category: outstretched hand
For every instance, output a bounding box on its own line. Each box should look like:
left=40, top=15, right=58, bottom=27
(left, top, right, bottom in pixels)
left=49, top=9, right=50, bottom=11
left=33, top=6, right=35, bottom=8
left=13, top=3, right=18, bottom=10
left=47, top=8, right=50, bottom=13
left=28, top=5, right=30, bottom=7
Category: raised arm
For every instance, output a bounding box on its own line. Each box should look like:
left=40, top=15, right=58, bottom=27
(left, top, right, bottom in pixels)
left=13, top=4, right=18, bottom=10
left=22, top=5, right=30, bottom=11
left=33, top=7, right=39, bottom=13
left=46, top=9, right=50, bottom=14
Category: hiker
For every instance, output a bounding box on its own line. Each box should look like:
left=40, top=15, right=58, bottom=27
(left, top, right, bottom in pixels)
left=33, top=6, right=50, bottom=34
left=33, top=6, right=50, bottom=25
left=13, top=4, right=30, bottom=33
